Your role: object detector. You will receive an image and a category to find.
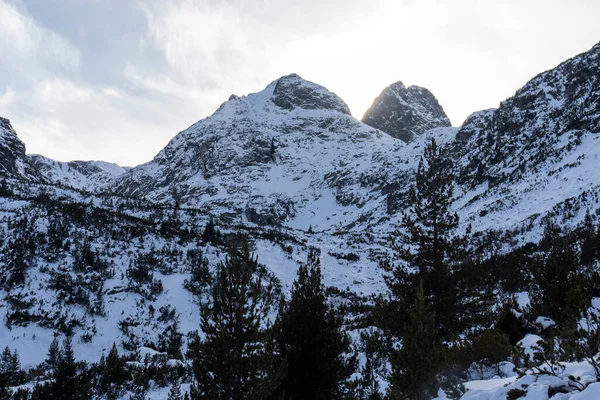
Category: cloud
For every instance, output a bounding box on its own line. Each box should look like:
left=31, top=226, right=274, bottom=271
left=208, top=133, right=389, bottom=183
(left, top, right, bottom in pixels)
left=0, top=0, right=80, bottom=72
left=1, top=0, right=600, bottom=166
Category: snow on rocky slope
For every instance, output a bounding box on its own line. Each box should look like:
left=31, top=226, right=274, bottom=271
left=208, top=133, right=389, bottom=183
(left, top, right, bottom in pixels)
left=0, top=116, right=126, bottom=190
left=1, top=41, right=600, bottom=388
left=112, top=73, right=416, bottom=232
left=110, top=40, right=600, bottom=240
left=0, top=117, right=36, bottom=180
left=28, top=155, right=127, bottom=190
left=451, top=41, right=600, bottom=238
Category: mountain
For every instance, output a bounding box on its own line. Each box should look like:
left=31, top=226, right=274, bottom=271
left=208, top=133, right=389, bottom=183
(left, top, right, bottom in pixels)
left=1, top=41, right=600, bottom=400
left=450, top=42, right=600, bottom=236
left=112, top=73, right=421, bottom=231
left=28, top=155, right=127, bottom=190
left=362, top=81, right=451, bottom=142
left=0, top=117, right=126, bottom=191
left=0, top=117, right=35, bottom=179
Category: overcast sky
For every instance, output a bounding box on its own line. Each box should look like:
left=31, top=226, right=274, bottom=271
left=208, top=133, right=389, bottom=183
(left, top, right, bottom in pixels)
left=1, top=0, right=600, bottom=166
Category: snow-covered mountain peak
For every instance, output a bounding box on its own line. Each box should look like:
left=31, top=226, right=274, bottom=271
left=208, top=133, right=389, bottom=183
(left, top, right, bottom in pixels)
left=362, top=80, right=451, bottom=142
left=112, top=76, right=409, bottom=229
left=270, top=73, right=352, bottom=115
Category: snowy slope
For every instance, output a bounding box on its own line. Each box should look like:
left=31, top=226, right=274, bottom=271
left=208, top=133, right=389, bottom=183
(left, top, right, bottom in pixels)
left=28, top=155, right=127, bottom=191
left=113, top=73, right=415, bottom=232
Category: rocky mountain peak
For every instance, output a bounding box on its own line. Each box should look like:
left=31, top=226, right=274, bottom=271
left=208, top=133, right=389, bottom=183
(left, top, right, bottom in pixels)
left=0, top=116, right=28, bottom=177
left=271, top=73, right=351, bottom=115
left=362, top=81, right=451, bottom=142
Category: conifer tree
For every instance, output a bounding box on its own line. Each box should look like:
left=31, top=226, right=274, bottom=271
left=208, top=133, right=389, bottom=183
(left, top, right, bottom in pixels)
left=54, top=336, right=79, bottom=399
left=168, top=379, right=183, bottom=400
left=388, top=283, right=445, bottom=400
left=382, top=138, right=471, bottom=340
left=46, top=337, right=60, bottom=371
left=275, top=250, right=356, bottom=399
left=531, top=221, right=591, bottom=329
left=100, top=343, right=128, bottom=397
left=190, top=238, right=283, bottom=399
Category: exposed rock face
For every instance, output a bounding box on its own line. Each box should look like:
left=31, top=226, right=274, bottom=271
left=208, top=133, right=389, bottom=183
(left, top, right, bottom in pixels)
left=362, top=82, right=451, bottom=142
left=457, top=42, right=600, bottom=189
left=271, top=73, right=351, bottom=115
left=456, top=109, right=496, bottom=142
left=0, top=117, right=28, bottom=177
left=451, top=42, right=600, bottom=231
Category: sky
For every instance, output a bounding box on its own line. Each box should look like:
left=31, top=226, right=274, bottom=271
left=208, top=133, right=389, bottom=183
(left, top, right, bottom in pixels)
left=1, top=0, right=600, bottom=166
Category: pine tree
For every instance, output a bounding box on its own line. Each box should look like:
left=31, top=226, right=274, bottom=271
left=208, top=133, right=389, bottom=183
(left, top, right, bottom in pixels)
left=100, top=342, right=128, bottom=397
left=579, top=210, right=597, bottom=266
left=275, top=250, right=356, bottom=399
left=382, top=138, right=469, bottom=341
left=388, top=283, right=445, bottom=400
left=355, top=351, right=382, bottom=400
left=161, top=320, right=183, bottom=360
left=0, top=346, right=20, bottom=387
left=531, top=221, right=591, bottom=329
left=190, top=238, right=283, bottom=399
left=46, top=337, right=60, bottom=371
left=53, top=336, right=79, bottom=399
left=168, top=379, right=183, bottom=400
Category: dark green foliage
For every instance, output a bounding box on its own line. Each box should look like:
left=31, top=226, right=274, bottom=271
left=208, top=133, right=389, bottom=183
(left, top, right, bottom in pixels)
left=506, top=388, right=527, bottom=400
left=42, top=336, right=92, bottom=400
left=45, top=337, right=60, bottom=370
left=579, top=210, right=598, bottom=266
left=468, top=330, right=513, bottom=377
left=0, top=347, right=24, bottom=389
left=202, top=219, right=219, bottom=244
left=189, top=238, right=283, bottom=399
left=159, top=319, right=183, bottom=360
left=355, top=351, right=383, bottom=400
left=98, top=343, right=129, bottom=398
left=382, top=138, right=477, bottom=341
left=168, top=379, right=183, bottom=400
left=388, top=283, right=445, bottom=400
left=530, top=222, right=592, bottom=329
left=183, top=249, right=212, bottom=296
left=275, top=250, right=356, bottom=399
left=496, top=304, right=528, bottom=346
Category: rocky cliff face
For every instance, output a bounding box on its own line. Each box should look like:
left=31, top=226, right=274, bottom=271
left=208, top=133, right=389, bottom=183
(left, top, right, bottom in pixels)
left=452, top=42, right=600, bottom=234
left=361, top=82, right=451, bottom=142
left=0, top=117, right=30, bottom=178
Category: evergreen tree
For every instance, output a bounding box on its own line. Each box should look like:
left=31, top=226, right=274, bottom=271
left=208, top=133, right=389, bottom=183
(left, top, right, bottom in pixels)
left=168, top=379, right=183, bottom=400
left=0, top=346, right=21, bottom=388
left=46, top=337, right=60, bottom=371
left=579, top=210, right=597, bottom=266
left=190, top=238, right=283, bottom=399
left=355, top=351, right=382, bottom=400
left=388, top=283, right=445, bottom=400
left=52, top=336, right=84, bottom=400
left=275, top=250, right=356, bottom=399
left=202, top=219, right=217, bottom=244
left=382, top=138, right=471, bottom=341
left=161, top=320, right=183, bottom=360
left=99, top=343, right=128, bottom=397
left=531, top=221, right=591, bottom=329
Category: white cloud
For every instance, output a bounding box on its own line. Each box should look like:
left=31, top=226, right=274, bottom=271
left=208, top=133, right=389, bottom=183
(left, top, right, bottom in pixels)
left=0, top=0, right=80, bottom=71
left=1, top=0, right=600, bottom=166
